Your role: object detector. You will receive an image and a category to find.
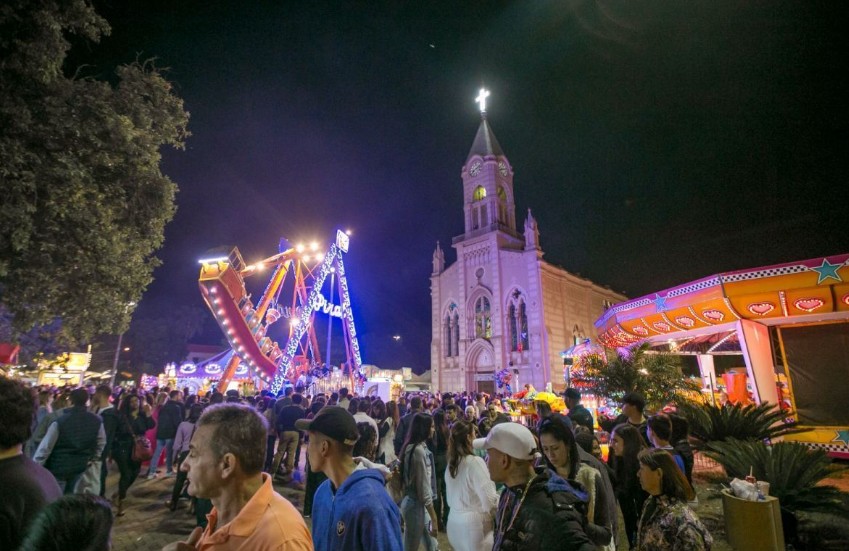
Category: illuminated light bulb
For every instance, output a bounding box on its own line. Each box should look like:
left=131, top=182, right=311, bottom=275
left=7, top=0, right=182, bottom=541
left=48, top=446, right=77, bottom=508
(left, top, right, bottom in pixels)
left=310, top=241, right=319, bottom=251
left=210, top=287, right=218, bottom=294
left=255, top=263, right=265, bottom=272
left=290, top=319, right=300, bottom=327
left=296, top=243, right=305, bottom=253
left=302, top=255, right=310, bottom=262
left=345, top=229, right=352, bottom=236
left=316, top=253, right=325, bottom=262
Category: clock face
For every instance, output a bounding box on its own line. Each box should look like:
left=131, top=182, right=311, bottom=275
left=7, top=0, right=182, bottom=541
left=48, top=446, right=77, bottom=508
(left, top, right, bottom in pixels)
left=469, top=161, right=482, bottom=176
left=498, top=161, right=508, bottom=177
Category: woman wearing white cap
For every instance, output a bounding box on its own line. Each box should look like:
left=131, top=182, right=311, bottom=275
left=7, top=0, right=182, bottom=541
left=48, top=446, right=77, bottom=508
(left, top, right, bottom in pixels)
left=445, top=420, right=498, bottom=551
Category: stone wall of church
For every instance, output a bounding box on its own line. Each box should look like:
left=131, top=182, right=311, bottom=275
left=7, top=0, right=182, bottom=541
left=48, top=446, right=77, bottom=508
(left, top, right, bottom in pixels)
left=539, top=264, right=627, bottom=391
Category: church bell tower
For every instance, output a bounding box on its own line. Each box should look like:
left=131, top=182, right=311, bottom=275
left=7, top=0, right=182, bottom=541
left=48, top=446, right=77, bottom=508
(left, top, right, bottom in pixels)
left=460, top=89, right=516, bottom=239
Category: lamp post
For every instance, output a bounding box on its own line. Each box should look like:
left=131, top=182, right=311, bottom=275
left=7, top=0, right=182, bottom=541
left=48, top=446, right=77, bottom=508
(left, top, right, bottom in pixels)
left=325, top=267, right=336, bottom=374
left=109, top=333, right=124, bottom=388
left=109, top=302, right=136, bottom=388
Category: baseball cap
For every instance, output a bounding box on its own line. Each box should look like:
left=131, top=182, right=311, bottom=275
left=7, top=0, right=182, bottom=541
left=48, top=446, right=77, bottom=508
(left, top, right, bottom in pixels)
left=473, top=422, right=538, bottom=460
left=295, top=406, right=359, bottom=446
left=563, top=388, right=581, bottom=400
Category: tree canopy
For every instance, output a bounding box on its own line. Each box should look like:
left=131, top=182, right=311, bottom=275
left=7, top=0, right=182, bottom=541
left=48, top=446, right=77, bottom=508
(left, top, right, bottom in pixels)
left=577, top=342, right=702, bottom=412
left=0, top=0, right=189, bottom=345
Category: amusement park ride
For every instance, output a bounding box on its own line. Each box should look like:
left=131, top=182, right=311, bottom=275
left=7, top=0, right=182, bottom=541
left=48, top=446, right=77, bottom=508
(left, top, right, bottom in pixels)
left=197, top=230, right=363, bottom=393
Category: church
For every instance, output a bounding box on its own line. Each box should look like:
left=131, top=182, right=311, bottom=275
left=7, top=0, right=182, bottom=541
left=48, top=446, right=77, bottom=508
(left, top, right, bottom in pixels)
left=429, top=90, right=627, bottom=394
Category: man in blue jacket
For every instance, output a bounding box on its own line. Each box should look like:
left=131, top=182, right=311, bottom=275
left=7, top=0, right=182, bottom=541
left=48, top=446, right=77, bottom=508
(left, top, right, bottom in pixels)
left=296, top=406, right=402, bottom=551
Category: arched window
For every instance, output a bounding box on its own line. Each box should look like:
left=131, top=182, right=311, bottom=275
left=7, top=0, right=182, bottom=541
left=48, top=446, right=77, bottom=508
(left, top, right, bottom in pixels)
left=507, top=291, right=530, bottom=352
left=507, top=303, right=517, bottom=351
left=497, top=186, right=506, bottom=201
left=443, top=314, right=452, bottom=358
left=473, top=186, right=486, bottom=201
left=519, top=300, right=529, bottom=351
left=452, top=313, right=460, bottom=356
left=474, top=296, right=492, bottom=339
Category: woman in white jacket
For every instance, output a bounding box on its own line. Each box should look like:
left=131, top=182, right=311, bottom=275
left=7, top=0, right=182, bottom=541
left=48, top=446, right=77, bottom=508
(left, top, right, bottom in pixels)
left=444, top=420, right=498, bottom=551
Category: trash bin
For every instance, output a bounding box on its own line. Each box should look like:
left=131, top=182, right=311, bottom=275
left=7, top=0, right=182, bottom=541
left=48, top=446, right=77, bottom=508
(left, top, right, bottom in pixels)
left=721, top=489, right=784, bottom=550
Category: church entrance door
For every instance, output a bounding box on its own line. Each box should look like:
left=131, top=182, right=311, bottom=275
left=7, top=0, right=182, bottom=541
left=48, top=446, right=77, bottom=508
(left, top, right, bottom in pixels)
left=477, top=380, right=495, bottom=395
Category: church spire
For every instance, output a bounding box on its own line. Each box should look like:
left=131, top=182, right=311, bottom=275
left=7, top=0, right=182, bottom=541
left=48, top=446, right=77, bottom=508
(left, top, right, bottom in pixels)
left=461, top=88, right=517, bottom=239
left=524, top=209, right=540, bottom=251
left=467, top=88, right=504, bottom=162
left=432, top=241, right=445, bottom=275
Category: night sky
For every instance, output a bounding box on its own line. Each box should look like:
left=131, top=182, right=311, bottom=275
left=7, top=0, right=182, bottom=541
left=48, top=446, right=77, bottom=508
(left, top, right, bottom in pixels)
left=83, top=1, right=849, bottom=370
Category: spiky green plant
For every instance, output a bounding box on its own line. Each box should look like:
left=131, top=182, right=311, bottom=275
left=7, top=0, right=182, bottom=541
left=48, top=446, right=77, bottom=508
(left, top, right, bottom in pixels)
left=678, top=401, right=806, bottom=448
left=705, top=438, right=848, bottom=516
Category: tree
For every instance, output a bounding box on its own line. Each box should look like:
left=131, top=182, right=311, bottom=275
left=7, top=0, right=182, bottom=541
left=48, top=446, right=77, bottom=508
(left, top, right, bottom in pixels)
left=578, top=342, right=701, bottom=412
left=0, top=0, right=189, bottom=345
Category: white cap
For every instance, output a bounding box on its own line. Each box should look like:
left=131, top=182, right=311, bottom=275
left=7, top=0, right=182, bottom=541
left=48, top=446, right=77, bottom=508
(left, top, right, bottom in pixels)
left=473, top=422, right=538, bottom=460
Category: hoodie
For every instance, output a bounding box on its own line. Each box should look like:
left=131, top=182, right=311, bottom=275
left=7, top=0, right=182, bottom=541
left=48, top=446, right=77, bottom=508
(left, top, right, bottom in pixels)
left=312, top=467, right=403, bottom=551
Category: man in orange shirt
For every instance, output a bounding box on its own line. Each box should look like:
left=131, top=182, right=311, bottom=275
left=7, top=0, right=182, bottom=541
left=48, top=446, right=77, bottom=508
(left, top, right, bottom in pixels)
left=162, top=403, right=312, bottom=551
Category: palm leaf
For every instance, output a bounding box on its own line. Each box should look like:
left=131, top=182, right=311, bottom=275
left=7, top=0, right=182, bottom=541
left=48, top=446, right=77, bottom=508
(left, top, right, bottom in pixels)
left=705, top=438, right=848, bottom=516
left=678, top=401, right=807, bottom=447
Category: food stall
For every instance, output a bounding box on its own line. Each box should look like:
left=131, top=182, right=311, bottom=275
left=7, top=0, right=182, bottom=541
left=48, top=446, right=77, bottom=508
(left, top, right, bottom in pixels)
left=595, top=254, right=849, bottom=458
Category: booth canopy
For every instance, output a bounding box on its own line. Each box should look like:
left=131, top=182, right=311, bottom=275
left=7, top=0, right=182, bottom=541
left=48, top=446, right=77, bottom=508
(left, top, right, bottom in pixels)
left=595, top=254, right=849, bottom=347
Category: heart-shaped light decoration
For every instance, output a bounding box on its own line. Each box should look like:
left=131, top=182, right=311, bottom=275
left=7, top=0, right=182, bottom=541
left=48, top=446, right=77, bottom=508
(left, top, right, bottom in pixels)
left=675, top=316, right=695, bottom=328
left=653, top=322, right=671, bottom=332
left=794, top=298, right=824, bottom=312
left=632, top=326, right=648, bottom=336
left=702, top=309, right=725, bottom=322
left=748, top=302, right=775, bottom=316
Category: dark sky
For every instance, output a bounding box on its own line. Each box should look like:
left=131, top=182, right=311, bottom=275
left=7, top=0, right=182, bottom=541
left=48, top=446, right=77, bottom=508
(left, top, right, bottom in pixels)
left=84, top=1, right=849, bottom=370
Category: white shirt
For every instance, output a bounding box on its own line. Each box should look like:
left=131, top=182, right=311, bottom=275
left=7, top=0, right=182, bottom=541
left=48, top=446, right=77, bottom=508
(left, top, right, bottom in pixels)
left=444, top=455, right=498, bottom=513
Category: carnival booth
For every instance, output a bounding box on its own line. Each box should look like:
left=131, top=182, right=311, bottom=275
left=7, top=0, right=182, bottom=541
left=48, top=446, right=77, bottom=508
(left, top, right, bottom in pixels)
left=172, top=350, right=257, bottom=396
left=36, top=351, right=91, bottom=387
left=595, top=254, right=849, bottom=458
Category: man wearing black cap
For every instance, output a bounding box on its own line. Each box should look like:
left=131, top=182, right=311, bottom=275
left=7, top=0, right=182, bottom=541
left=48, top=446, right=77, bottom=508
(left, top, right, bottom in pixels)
left=296, top=406, right=402, bottom=551
left=563, top=388, right=594, bottom=433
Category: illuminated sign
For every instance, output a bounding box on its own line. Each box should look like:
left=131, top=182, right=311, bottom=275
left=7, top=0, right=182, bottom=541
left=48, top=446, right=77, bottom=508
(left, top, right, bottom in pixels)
left=336, top=230, right=350, bottom=253
left=314, top=293, right=343, bottom=318
left=66, top=352, right=92, bottom=372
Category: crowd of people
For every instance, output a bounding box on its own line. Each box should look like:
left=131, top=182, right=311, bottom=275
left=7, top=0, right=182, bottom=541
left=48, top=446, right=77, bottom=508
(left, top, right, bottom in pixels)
left=0, top=376, right=713, bottom=551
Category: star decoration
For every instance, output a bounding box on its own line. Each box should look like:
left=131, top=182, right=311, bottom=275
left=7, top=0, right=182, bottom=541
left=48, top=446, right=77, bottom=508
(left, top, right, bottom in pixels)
left=833, top=429, right=849, bottom=447
left=811, top=259, right=843, bottom=285
left=654, top=293, right=669, bottom=312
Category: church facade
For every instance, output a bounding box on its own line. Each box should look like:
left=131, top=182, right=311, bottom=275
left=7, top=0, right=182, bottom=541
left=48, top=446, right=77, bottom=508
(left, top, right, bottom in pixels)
left=430, top=105, right=626, bottom=394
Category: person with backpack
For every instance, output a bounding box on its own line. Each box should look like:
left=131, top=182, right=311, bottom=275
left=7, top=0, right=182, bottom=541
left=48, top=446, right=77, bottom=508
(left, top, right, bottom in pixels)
left=474, top=422, right=595, bottom=551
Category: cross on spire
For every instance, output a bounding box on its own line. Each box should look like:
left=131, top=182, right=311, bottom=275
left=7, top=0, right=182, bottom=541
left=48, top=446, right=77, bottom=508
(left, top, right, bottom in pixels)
left=475, top=88, right=490, bottom=117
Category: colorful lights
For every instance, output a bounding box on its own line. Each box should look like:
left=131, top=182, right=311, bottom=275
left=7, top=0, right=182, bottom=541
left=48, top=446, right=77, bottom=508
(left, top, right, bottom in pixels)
left=198, top=256, right=228, bottom=264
